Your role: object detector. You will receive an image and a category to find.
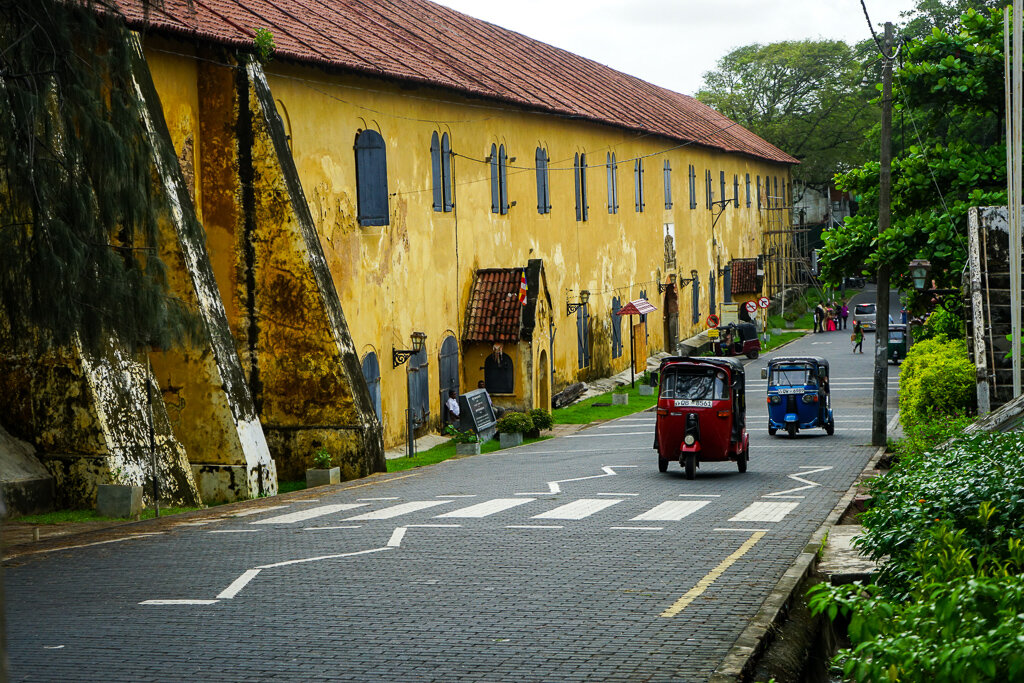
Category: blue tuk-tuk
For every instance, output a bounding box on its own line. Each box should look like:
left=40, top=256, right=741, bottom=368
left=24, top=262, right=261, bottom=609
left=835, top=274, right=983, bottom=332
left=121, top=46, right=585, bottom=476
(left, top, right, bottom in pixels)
left=761, top=356, right=834, bottom=437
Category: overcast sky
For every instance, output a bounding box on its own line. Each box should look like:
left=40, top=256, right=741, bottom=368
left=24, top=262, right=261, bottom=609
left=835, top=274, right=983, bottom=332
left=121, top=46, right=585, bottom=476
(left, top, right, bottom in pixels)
left=432, top=0, right=919, bottom=96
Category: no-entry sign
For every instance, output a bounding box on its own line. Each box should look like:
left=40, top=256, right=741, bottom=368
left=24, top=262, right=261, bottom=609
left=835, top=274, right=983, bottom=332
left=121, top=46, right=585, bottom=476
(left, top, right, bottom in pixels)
left=745, top=301, right=757, bottom=314
left=758, top=296, right=770, bottom=309
left=706, top=314, right=720, bottom=328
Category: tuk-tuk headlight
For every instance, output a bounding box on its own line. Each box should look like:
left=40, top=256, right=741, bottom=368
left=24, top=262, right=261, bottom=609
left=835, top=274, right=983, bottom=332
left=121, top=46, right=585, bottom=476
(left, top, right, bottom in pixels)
left=683, top=434, right=696, bottom=446
left=769, top=395, right=781, bottom=404
left=802, top=393, right=818, bottom=404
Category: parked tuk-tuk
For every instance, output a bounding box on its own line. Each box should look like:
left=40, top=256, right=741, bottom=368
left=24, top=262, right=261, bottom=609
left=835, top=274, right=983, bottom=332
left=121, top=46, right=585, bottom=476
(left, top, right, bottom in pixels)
left=887, top=324, right=907, bottom=364
left=655, top=356, right=749, bottom=480
left=762, top=356, right=835, bottom=437
left=714, top=322, right=760, bottom=360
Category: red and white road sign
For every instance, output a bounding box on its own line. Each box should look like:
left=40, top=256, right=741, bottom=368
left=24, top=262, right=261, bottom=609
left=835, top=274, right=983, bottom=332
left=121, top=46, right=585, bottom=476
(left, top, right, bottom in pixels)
left=757, top=296, right=770, bottom=309
left=745, top=301, right=758, bottom=314
left=706, top=314, right=720, bottom=328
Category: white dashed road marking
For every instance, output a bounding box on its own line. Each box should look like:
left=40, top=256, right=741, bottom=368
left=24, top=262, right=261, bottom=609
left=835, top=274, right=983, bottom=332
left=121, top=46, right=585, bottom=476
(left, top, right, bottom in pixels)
left=251, top=503, right=366, bottom=525
left=729, top=502, right=799, bottom=523
left=436, top=498, right=535, bottom=518
left=343, top=500, right=452, bottom=520
left=533, top=498, right=623, bottom=520
left=630, top=500, right=710, bottom=521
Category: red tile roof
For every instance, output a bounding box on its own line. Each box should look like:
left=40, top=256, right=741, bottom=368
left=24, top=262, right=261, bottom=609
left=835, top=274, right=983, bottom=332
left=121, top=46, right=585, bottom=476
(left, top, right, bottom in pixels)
left=464, top=269, right=523, bottom=343
left=113, top=0, right=797, bottom=164
left=730, top=258, right=758, bottom=294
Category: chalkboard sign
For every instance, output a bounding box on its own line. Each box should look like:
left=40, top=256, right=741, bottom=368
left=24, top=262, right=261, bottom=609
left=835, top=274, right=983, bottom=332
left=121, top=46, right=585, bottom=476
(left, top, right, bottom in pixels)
left=458, top=388, right=497, bottom=441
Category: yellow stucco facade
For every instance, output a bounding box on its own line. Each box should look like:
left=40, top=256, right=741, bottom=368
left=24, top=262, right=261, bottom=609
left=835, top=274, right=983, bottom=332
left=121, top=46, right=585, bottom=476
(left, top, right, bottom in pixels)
left=142, top=37, right=791, bottom=449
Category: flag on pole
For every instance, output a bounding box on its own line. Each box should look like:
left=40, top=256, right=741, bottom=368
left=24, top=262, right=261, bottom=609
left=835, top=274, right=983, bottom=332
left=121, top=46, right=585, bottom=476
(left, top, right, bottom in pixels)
left=518, top=269, right=528, bottom=305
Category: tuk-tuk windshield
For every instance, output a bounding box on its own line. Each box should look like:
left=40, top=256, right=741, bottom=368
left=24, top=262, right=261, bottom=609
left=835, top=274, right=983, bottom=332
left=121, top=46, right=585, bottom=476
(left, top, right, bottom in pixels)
left=888, top=329, right=905, bottom=341
left=769, top=365, right=815, bottom=387
left=661, top=369, right=729, bottom=400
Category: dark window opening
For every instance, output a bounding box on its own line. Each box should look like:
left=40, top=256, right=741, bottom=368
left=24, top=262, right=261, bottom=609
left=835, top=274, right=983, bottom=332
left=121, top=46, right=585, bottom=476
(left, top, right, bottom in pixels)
left=355, top=129, right=389, bottom=226
left=484, top=352, right=514, bottom=394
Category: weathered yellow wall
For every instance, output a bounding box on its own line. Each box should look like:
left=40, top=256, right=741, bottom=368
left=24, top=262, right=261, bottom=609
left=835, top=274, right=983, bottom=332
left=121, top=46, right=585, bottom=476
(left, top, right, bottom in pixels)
left=142, top=42, right=791, bottom=449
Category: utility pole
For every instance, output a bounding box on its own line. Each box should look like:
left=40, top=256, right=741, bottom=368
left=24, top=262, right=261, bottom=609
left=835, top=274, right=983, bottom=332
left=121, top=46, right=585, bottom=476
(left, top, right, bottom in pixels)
left=872, top=22, right=894, bottom=447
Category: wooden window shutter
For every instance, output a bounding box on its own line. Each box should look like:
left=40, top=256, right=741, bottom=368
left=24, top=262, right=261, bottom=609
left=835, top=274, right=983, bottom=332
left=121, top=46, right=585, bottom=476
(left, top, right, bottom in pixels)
left=441, top=133, right=453, bottom=212
left=498, top=145, right=509, bottom=215
left=430, top=132, right=442, bottom=212
left=490, top=144, right=499, bottom=214
left=664, top=159, right=672, bottom=209
left=355, top=129, right=389, bottom=226
left=580, top=153, right=588, bottom=221
left=574, top=153, right=582, bottom=222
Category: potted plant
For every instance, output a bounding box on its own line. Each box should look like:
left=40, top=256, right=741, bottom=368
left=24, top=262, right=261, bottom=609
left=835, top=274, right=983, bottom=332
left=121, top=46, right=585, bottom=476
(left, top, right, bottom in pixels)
left=526, top=408, right=553, bottom=438
left=306, top=446, right=341, bottom=488
left=495, top=411, right=533, bottom=448
left=637, top=371, right=655, bottom=396
left=445, top=425, right=481, bottom=455
left=612, top=387, right=629, bottom=405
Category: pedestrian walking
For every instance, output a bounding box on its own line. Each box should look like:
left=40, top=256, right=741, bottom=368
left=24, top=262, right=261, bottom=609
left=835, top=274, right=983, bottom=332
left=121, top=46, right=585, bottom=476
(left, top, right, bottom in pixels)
left=852, top=321, right=864, bottom=353
left=813, top=303, right=823, bottom=333
left=841, top=301, right=849, bottom=329
left=825, top=304, right=835, bottom=331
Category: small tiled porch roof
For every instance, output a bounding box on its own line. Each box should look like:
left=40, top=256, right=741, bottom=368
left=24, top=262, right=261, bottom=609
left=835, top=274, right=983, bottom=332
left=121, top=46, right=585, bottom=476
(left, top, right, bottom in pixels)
left=464, top=269, right=523, bottom=343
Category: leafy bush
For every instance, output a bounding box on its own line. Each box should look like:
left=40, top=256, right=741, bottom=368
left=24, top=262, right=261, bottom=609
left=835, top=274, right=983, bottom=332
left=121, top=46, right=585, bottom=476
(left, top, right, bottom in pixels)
left=444, top=425, right=479, bottom=444
left=311, top=447, right=333, bottom=469
left=495, top=411, right=533, bottom=435
left=898, top=336, right=975, bottom=429
left=856, top=431, right=1024, bottom=595
left=914, top=306, right=964, bottom=342
left=528, top=409, right=553, bottom=431
left=891, top=413, right=973, bottom=463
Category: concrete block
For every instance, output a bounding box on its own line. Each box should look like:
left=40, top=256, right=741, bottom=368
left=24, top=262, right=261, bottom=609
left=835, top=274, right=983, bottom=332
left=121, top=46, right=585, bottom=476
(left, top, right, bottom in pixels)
left=455, top=442, right=481, bottom=456
left=191, top=464, right=250, bottom=505
left=305, top=467, right=341, bottom=488
left=96, top=484, right=143, bottom=518
left=638, top=384, right=654, bottom=396
left=499, top=432, right=523, bottom=449
left=612, top=393, right=629, bottom=405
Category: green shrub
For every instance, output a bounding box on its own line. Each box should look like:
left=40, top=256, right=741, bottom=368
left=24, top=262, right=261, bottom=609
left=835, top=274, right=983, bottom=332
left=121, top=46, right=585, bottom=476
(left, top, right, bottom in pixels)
left=444, top=425, right=479, bottom=443
left=528, top=408, right=553, bottom=431
left=898, top=336, right=975, bottom=429
left=891, top=413, right=973, bottom=463
left=496, top=411, right=533, bottom=434
left=856, top=431, right=1024, bottom=595
left=914, top=306, right=965, bottom=343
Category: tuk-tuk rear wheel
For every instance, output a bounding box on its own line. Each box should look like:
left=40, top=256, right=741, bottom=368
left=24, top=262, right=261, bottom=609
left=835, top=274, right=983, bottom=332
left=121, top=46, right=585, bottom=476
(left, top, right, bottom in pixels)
left=683, top=453, right=696, bottom=480
left=737, top=448, right=748, bottom=473
left=768, top=426, right=777, bottom=436
left=826, top=420, right=835, bottom=436
left=658, top=457, right=668, bottom=473
left=746, top=350, right=759, bottom=360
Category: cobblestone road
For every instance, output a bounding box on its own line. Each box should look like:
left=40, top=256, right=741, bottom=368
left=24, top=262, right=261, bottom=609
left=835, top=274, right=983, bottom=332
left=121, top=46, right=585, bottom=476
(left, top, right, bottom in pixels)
left=6, top=291, right=901, bottom=682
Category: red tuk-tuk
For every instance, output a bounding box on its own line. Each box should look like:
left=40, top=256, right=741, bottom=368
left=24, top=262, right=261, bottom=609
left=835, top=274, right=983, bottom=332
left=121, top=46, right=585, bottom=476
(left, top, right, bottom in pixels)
left=714, top=322, right=760, bottom=359
left=654, top=356, right=749, bottom=479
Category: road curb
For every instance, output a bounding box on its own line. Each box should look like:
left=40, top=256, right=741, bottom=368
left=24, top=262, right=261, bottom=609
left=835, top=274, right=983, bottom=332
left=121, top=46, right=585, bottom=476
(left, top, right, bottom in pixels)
left=709, top=442, right=887, bottom=682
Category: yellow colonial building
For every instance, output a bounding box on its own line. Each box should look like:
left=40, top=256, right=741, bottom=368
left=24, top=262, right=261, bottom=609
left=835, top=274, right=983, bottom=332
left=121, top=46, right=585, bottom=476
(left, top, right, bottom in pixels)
left=1, top=0, right=796, bottom=509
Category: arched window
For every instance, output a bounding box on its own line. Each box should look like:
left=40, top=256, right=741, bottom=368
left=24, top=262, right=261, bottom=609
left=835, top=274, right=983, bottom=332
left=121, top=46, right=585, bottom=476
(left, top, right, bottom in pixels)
left=441, top=132, right=453, bottom=211
left=484, top=352, right=514, bottom=394
left=355, top=129, right=389, bottom=226
left=430, top=132, right=442, bottom=211
left=409, top=348, right=430, bottom=427
left=574, top=153, right=588, bottom=222
left=439, top=336, right=460, bottom=424
left=490, top=143, right=508, bottom=215
left=360, top=352, right=382, bottom=423
left=634, top=159, right=645, bottom=212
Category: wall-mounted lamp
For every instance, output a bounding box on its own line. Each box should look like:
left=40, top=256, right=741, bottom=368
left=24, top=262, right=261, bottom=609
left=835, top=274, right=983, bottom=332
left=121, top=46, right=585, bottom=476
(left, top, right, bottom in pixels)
left=908, top=258, right=960, bottom=312
left=675, top=270, right=698, bottom=289
left=908, top=259, right=930, bottom=291
left=566, top=290, right=590, bottom=316
left=658, top=274, right=677, bottom=293
left=393, top=331, right=427, bottom=368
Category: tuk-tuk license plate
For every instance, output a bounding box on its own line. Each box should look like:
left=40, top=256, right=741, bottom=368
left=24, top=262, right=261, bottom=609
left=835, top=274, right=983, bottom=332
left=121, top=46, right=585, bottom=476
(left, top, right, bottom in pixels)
left=674, top=399, right=713, bottom=407
left=776, top=387, right=804, bottom=395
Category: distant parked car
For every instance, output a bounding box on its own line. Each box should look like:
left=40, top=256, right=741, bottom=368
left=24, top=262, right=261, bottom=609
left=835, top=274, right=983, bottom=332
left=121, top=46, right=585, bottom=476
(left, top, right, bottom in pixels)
left=853, top=302, right=877, bottom=331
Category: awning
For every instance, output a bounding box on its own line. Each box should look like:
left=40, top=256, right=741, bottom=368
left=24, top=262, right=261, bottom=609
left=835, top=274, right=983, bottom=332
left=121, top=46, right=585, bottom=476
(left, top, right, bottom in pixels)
left=616, top=299, right=657, bottom=316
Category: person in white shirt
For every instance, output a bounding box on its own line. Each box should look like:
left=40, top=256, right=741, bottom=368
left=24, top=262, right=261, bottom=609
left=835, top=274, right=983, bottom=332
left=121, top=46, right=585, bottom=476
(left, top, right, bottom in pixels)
left=445, top=390, right=460, bottom=426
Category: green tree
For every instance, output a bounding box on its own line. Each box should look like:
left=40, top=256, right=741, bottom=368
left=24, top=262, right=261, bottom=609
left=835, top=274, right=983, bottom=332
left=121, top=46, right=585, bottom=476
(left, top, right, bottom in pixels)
left=696, top=40, right=878, bottom=192
left=819, top=8, right=1007, bottom=304
left=0, top=0, right=191, bottom=353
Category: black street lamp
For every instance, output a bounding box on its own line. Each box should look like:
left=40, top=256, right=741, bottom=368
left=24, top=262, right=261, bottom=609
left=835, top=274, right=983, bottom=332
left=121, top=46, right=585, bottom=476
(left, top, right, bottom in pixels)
left=566, top=289, right=590, bottom=316
left=393, top=331, right=427, bottom=368
left=908, top=259, right=961, bottom=311
left=393, top=331, right=427, bottom=459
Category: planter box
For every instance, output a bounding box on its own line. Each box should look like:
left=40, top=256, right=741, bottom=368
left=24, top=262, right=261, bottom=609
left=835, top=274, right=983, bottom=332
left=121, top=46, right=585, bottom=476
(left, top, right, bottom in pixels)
left=612, top=393, right=629, bottom=405
left=96, top=484, right=143, bottom=519
left=499, top=432, right=523, bottom=449
left=306, top=467, right=341, bottom=488
left=638, top=384, right=654, bottom=396
left=455, top=442, right=481, bottom=455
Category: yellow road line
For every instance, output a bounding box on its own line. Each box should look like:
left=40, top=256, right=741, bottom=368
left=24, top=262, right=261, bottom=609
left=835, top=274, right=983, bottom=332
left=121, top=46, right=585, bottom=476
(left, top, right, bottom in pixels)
left=660, top=531, right=766, bottom=618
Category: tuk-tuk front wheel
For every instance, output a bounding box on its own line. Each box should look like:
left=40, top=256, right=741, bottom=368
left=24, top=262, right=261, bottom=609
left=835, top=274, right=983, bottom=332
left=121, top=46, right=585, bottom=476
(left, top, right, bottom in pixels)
left=826, top=420, right=835, bottom=436
left=658, top=456, right=668, bottom=473
left=683, top=453, right=696, bottom=480
left=768, top=426, right=777, bottom=436
left=746, top=350, right=759, bottom=360
left=787, top=423, right=797, bottom=437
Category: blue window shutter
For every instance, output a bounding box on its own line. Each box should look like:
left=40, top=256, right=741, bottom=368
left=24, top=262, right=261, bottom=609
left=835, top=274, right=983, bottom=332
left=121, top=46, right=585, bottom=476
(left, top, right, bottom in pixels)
left=757, top=176, right=761, bottom=207
left=441, top=133, right=453, bottom=212
left=706, top=170, right=712, bottom=209
left=733, top=174, right=740, bottom=207
left=611, top=296, right=622, bottom=359
left=720, top=171, right=726, bottom=205
left=745, top=173, right=751, bottom=207
left=490, top=144, right=499, bottom=214
left=430, top=132, right=442, bottom=212
left=577, top=303, right=585, bottom=369
left=709, top=271, right=716, bottom=315
left=612, top=154, right=618, bottom=211
left=634, top=161, right=640, bottom=212
left=639, top=160, right=645, bottom=212
left=606, top=153, right=613, bottom=214
left=581, top=153, right=588, bottom=221
left=689, top=164, right=696, bottom=209
left=543, top=150, right=551, bottom=212
left=574, top=153, right=582, bottom=222
left=664, top=160, right=672, bottom=209
left=536, top=147, right=545, bottom=213
left=499, top=145, right=508, bottom=214
left=355, top=129, right=389, bottom=226
left=692, top=274, right=700, bottom=324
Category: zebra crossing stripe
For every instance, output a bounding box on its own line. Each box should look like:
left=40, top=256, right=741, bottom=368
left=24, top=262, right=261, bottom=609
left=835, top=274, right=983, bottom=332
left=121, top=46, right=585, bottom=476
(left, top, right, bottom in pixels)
left=532, top=498, right=623, bottom=520
left=250, top=504, right=366, bottom=525
left=630, top=500, right=710, bottom=521
left=342, top=500, right=452, bottom=520
left=436, top=498, right=535, bottom=518
left=728, top=501, right=799, bottom=523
